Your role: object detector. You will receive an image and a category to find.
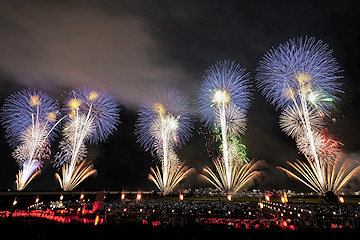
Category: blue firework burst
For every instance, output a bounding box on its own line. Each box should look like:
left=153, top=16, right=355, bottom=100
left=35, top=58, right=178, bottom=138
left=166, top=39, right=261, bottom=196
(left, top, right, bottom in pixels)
left=65, top=86, right=121, bottom=145
left=255, top=36, right=343, bottom=112
left=196, top=60, right=252, bottom=130
left=135, top=85, right=193, bottom=153
left=1, top=88, right=60, bottom=147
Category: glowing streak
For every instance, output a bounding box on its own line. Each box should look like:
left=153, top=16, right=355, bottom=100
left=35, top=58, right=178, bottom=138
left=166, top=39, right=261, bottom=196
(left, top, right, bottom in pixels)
left=149, top=162, right=195, bottom=196
left=15, top=161, right=42, bottom=191
left=55, top=160, right=97, bottom=191
left=202, top=159, right=265, bottom=195
left=277, top=153, right=360, bottom=194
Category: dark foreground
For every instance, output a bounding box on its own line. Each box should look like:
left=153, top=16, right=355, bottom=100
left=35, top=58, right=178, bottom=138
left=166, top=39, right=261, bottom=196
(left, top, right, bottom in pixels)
left=1, top=218, right=359, bottom=240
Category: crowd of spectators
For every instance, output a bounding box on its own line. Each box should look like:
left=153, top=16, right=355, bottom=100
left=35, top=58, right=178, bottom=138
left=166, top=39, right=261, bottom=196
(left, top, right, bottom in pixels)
left=102, top=198, right=360, bottom=229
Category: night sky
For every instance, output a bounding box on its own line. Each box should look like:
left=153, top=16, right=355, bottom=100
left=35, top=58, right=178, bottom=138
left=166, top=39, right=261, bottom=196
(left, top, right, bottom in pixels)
left=0, top=1, right=359, bottom=192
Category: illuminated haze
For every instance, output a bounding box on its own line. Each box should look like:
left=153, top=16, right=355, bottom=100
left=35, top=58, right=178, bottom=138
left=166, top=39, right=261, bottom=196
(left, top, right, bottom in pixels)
left=0, top=2, right=189, bottom=108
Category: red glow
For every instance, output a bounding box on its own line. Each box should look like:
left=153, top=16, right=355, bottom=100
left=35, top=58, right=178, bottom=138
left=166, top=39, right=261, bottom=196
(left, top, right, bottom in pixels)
left=2, top=209, right=106, bottom=225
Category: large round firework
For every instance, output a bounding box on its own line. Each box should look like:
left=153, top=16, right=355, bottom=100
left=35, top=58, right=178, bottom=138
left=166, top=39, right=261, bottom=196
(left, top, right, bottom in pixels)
left=135, top=85, right=193, bottom=154
left=279, top=104, right=325, bottom=140
left=256, top=36, right=343, bottom=114
left=1, top=88, right=60, bottom=147
left=65, top=86, right=120, bottom=145
left=296, top=130, right=343, bottom=165
left=197, top=60, right=252, bottom=131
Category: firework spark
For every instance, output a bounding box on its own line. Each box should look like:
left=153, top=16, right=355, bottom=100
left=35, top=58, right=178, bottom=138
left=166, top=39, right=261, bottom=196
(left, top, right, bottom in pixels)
left=15, top=160, right=42, bottom=191
left=202, top=159, right=265, bottom=195
left=296, top=130, right=343, bottom=166
left=1, top=89, right=62, bottom=190
left=55, top=160, right=98, bottom=191
left=149, top=162, right=195, bottom=196
left=279, top=104, right=325, bottom=140
left=277, top=152, right=360, bottom=194
left=54, top=86, right=120, bottom=191
left=135, top=85, right=193, bottom=195
left=197, top=60, right=253, bottom=195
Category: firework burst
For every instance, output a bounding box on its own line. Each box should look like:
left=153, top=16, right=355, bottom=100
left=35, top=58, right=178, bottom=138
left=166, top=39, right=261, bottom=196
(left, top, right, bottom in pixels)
left=1, top=89, right=62, bottom=190
left=296, top=130, right=343, bottom=166
left=197, top=60, right=252, bottom=131
left=256, top=37, right=358, bottom=194
left=1, top=89, right=60, bottom=147
left=202, top=159, right=266, bottom=195
left=197, top=60, right=258, bottom=196
left=54, top=86, right=120, bottom=191
left=135, top=85, right=194, bottom=195
left=256, top=36, right=343, bottom=112
left=277, top=152, right=360, bottom=194
left=149, top=162, right=195, bottom=196
left=279, top=104, right=325, bottom=140
left=64, top=86, right=120, bottom=145
left=55, top=160, right=98, bottom=191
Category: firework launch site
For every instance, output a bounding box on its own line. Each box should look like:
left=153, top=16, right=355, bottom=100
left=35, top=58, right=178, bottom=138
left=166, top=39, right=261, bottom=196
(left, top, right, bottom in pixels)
left=1, top=190, right=360, bottom=239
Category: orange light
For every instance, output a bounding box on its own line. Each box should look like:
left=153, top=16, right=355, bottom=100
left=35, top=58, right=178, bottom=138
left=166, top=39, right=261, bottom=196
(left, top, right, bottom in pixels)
left=88, top=91, right=99, bottom=101
left=29, top=95, right=41, bottom=106
left=80, top=193, right=84, bottom=200
left=137, top=193, right=141, bottom=201
left=227, top=195, right=232, bottom=201
left=265, top=195, right=270, bottom=201
left=94, top=215, right=100, bottom=226
left=35, top=197, right=39, bottom=203
left=339, top=196, right=344, bottom=204
left=68, top=98, right=82, bottom=110
left=179, top=194, right=184, bottom=201
left=121, top=193, right=125, bottom=200
left=46, top=112, right=57, bottom=122
left=13, top=199, right=17, bottom=206
left=153, top=103, right=166, bottom=115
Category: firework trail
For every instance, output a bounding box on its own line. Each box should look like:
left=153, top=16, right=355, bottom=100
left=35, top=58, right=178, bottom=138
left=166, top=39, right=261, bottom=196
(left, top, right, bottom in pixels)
left=54, top=86, right=120, bottom=191
left=255, top=37, right=357, bottom=193
left=203, top=159, right=265, bottom=194
left=277, top=152, right=360, bottom=194
left=135, top=85, right=194, bottom=195
left=197, top=60, right=261, bottom=196
left=1, top=89, right=62, bottom=190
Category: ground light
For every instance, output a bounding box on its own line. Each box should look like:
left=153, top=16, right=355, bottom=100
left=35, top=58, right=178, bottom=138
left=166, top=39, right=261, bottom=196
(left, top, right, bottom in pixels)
left=179, top=192, right=184, bottom=201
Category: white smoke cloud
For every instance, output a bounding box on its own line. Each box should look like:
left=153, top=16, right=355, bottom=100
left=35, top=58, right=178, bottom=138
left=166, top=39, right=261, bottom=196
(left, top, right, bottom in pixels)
left=0, top=2, right=189, bottom=108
